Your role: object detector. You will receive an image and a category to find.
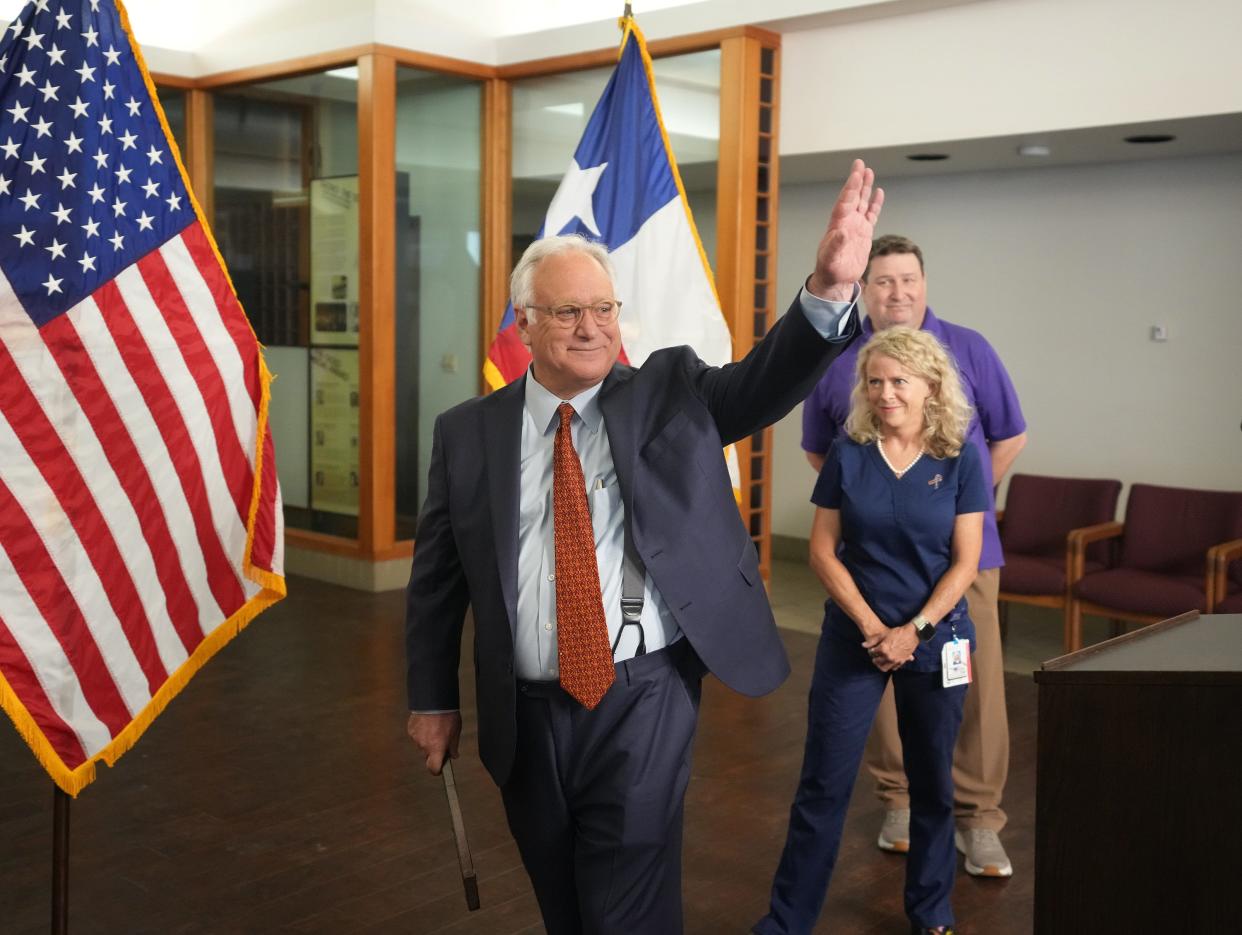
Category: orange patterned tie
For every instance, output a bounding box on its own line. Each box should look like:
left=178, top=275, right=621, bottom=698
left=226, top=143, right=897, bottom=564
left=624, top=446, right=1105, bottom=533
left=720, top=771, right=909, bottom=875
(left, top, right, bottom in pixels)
left=553, top=402, right=615, bottom=709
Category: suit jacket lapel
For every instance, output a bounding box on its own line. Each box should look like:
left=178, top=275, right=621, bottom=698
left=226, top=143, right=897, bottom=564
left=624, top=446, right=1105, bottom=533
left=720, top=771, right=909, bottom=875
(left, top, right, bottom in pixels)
left=599, top=365, right=637, bottom=523
left=483, top=376, right=524, bottom=631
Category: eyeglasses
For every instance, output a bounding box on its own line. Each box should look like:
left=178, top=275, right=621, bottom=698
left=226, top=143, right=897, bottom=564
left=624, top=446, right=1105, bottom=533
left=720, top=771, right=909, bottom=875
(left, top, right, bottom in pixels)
left=524, top=300, right=622, bottom=329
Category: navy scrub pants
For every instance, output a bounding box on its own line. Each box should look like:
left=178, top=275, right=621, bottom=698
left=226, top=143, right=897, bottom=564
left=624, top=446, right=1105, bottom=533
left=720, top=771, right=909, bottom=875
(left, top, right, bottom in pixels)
left=754, top=624, right=968, bottom=933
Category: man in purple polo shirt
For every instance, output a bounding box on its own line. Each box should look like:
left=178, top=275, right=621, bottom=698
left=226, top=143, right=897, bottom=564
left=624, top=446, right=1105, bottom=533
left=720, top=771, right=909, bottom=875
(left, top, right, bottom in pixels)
left=802, top=234, right=1027, bottom=878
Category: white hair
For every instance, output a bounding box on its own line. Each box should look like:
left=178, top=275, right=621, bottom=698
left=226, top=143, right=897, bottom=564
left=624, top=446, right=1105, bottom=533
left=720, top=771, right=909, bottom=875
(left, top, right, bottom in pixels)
left=509, top=235, right=617, bottom=309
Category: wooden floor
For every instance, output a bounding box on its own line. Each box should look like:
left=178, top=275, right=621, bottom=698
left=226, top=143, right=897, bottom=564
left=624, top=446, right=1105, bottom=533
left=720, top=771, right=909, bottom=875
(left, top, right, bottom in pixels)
left=1, top=574, right=1037, bottom=934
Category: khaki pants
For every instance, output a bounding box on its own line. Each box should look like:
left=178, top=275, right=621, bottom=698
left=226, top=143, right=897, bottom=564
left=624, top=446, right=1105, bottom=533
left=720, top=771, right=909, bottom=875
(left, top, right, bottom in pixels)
left=863, top=568, right=1009, bottom=831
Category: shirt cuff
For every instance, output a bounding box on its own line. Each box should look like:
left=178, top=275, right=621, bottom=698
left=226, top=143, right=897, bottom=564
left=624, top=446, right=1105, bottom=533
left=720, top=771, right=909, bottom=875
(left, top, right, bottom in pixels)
left=799, top=281, right=860, bottom=339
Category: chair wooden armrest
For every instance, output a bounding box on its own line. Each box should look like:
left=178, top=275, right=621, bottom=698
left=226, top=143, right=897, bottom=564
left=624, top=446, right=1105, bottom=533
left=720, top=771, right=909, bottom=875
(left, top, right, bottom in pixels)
left=1206, top=537, right=1242, bottom=610
left=1065, top=521, right=1124, bottom=587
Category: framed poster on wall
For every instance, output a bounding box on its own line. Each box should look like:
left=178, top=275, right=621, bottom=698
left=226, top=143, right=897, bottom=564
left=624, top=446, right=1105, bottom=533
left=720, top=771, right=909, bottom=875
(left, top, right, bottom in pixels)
left=309, top=347, right=359, bottom=518
left=309, top=176, right=360, bottom=347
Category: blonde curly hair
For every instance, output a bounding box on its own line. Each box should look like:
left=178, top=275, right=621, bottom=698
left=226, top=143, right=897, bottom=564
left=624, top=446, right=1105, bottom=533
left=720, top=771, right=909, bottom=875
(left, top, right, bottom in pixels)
left=844, top=327, right=973, bottom=458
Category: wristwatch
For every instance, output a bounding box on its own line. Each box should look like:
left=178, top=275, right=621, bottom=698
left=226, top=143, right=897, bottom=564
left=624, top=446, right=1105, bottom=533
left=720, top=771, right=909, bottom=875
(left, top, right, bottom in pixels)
left=911, top=614, right=936, bottom=643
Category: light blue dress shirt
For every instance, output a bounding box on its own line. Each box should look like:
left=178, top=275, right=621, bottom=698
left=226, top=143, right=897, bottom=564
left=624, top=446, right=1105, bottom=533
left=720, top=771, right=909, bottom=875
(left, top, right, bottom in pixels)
left=512, top=285, right=856, bottom=681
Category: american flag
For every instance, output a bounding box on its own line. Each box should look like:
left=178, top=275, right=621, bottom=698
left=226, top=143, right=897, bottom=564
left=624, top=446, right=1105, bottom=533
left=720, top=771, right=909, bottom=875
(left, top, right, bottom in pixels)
left=0, top=0, right=286, bottom=795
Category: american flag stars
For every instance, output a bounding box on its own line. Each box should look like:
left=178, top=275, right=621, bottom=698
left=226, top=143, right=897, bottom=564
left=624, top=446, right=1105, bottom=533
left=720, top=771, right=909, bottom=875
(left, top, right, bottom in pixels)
left=0, top=0, right=191, bottom=321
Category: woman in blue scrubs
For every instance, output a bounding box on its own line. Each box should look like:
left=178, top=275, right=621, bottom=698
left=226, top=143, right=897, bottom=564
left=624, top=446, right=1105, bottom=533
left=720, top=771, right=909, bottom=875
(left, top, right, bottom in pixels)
left=754, top=327, right=987, bottom=935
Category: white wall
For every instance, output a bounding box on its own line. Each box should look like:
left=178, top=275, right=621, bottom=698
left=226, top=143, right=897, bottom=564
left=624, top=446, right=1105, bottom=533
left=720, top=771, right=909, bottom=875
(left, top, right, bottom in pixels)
left=781, top=0, right=1242, bottom=156
left=772, top=153, right=1242, bottom=539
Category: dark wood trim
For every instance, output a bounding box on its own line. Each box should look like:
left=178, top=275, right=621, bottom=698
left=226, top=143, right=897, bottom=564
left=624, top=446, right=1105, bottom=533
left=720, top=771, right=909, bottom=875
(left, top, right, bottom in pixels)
left=194, top=46, right=376, bottom=89
left=357, top=52, right=398, bottom=557
left=150, top=71, right=196, bottom=89
left=285, top=527, right=366, bottom=557
left=375, top=43, right=498, bottom=80
left=183, top=89, right=214, bottom=223
left=497, top=25, right=779, bottom=79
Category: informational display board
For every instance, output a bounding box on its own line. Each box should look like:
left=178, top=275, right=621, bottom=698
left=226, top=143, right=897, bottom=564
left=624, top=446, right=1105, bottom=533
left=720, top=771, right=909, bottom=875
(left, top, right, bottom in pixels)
left=309, top=176, right=360, bottom=347
left=309, top=347, right=359, bottom=517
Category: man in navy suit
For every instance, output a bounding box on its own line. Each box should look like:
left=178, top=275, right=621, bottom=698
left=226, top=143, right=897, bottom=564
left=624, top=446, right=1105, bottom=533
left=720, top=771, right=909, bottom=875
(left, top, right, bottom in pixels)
left=406, top=160, right=884, bottom=934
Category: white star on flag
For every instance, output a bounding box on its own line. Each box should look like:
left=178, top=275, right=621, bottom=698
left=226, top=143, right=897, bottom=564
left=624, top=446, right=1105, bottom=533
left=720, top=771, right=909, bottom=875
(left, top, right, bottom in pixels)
left=542, top=159, right=608, bottom=238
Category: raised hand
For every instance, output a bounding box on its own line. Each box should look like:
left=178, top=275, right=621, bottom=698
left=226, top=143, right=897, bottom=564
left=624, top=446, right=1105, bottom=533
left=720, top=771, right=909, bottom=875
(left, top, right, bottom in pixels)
left=808, top=159, right=884, bottom=301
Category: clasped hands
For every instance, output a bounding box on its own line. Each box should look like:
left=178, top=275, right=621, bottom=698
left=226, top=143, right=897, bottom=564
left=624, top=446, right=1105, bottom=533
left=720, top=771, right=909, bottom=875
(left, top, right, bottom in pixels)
left=861, top=623, right=919, bottom=672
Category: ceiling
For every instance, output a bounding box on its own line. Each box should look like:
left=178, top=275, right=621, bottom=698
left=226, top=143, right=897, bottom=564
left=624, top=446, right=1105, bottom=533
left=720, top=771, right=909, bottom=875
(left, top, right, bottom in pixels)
left=780, top=112, right=1242, bottom=186
left=5, top=0, right=1237, bottom=186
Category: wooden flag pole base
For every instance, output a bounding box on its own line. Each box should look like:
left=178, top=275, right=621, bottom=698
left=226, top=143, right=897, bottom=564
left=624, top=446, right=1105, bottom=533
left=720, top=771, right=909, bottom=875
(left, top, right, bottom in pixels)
left=52, top=785, right=70, bottom=934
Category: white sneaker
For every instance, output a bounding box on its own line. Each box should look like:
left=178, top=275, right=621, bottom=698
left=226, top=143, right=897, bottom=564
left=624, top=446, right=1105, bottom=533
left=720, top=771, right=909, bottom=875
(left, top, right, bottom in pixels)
left=955, top=828, right=1013, bottom=877
left=877, top=808, right=911, bottom=853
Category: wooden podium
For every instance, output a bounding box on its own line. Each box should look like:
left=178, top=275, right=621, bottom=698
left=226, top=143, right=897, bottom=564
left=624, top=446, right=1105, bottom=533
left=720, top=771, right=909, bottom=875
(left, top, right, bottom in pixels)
left=1033, top=612, right=1242, bottom=932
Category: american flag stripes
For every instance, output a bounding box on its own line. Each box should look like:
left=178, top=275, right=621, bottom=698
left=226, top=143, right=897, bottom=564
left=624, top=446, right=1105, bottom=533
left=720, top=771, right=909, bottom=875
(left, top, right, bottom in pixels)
left=0, top=0, right=285, bottom=794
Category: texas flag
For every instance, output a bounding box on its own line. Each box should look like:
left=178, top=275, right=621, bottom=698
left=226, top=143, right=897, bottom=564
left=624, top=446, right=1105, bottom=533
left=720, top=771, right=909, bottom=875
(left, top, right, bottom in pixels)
left=483, top=16, right=732, bottom=390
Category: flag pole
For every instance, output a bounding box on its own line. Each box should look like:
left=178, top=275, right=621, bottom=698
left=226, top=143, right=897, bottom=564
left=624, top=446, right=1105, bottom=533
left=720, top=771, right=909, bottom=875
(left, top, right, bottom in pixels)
left=52, top=785, right=70, bottom=934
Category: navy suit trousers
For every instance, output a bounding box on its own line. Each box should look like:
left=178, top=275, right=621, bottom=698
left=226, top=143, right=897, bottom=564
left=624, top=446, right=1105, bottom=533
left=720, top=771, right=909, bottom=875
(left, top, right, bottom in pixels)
left=755, top=625, right=967, bottom=933
left=501, top=640, right=705, bottom=935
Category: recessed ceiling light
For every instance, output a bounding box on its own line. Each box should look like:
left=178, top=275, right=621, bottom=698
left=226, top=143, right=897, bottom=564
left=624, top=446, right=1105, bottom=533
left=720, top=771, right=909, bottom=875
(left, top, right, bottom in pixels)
left=1124, top=134, right=1175, bottom=144
left=1017, top=144, right=1051, bottom=157
left=906, top=153, right=949, bottom=162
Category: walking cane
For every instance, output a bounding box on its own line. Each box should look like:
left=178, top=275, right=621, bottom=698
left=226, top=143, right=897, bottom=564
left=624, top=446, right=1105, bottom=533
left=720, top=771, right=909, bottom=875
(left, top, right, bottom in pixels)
left=441, top=760, right=480, bottom=910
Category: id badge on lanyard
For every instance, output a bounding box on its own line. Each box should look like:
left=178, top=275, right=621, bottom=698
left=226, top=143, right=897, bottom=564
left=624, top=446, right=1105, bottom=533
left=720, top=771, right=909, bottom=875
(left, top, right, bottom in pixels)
left=941, top=623, right=972, bottom=688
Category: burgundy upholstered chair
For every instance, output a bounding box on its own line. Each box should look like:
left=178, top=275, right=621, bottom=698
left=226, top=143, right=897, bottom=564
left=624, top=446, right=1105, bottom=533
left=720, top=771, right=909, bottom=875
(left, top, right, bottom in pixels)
left=1066, top=483, right=1242, bottom=651
left=997, top=473, right=1122, bottom=652
left=1210, top=538, right=1242, bottom=613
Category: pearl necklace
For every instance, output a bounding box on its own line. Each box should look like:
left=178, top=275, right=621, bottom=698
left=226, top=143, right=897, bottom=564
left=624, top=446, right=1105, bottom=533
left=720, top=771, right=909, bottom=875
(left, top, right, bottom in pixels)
left=876, top=438, right=923, bottom=477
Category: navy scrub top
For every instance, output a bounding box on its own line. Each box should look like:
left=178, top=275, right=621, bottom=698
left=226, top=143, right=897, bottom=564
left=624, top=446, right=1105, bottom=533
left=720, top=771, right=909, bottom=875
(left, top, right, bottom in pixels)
left=812, top=437, right=989, bottom=671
